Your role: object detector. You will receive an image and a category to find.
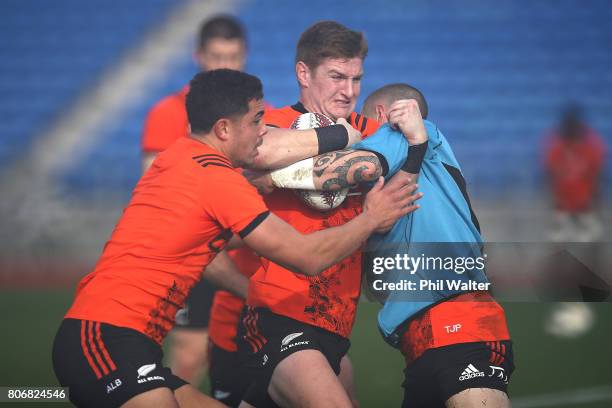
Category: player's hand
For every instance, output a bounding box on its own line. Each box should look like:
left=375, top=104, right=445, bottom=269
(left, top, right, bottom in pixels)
left=243, top=169, right=275, bottom=195
left=388, top=99, right=428, bottom=145
left=363, top=174, right=422, bottom=233
left=336, top=117, right=362, bottom=147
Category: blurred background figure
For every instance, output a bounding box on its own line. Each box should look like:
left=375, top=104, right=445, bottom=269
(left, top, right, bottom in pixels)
left=142, top=15, right=247, bottom=170
left=543, top=103, right=607, bottom=339
left=141, top=14, right=248, bottom=388
left=544, top=103, right=607, bottom=243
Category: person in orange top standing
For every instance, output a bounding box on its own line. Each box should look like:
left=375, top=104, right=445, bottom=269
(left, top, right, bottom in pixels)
left=237, top=21, right=388, bottom=408
left=142, top=15, right=248, bottom=170
left=52, top=69, right=419, bottom=408
left=141, top=15, right=252, bottom=387
left=544, top=103, right=606, bottom=242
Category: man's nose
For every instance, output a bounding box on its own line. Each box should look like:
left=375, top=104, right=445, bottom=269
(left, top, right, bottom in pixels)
left=341, top=79, right=355, bottom=99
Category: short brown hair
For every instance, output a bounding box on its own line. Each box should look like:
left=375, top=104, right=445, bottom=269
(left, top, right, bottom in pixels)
left=295, top=21, right=368, bottom=70
left=198, top=15, right=247, bottom=50
left=363, top=83, right=429, bottom=119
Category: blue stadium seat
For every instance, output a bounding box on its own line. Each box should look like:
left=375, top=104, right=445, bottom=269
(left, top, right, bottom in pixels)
left=0, top=0, right=179, bottom=167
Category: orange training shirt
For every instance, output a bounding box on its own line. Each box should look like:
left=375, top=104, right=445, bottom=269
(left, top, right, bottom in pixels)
left=247, top=102, right=380, bottom=338
left=66, top=138, right=269, bottom=344
left=141, top=87, right=190, bottom=153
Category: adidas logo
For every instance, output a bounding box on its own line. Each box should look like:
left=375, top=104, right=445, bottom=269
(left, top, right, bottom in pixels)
left=459, top=364, right=485, bottom=381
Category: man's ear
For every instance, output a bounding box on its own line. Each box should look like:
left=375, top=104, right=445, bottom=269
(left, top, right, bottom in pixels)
left=375, top=104, right=387, bottom=124
left=295, top=61, right=311, bottom=89
left=213, top=118, right=231, bottom=141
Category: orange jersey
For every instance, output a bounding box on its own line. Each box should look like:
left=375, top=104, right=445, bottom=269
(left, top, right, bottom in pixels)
left=66, top=138, right=269, bottom=344
left=544, top=129, right=606, bottom=212
left=208, top=248, right=261, bottom=352
left=141, top=86, right=190, bottom=153
left=247, top=102, right=380, bottom=338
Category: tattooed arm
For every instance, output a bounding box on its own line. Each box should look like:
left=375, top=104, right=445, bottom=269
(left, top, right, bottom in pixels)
left=243, top=149, right=385, bottom=193
left=312, top=149, right=384, bottom=191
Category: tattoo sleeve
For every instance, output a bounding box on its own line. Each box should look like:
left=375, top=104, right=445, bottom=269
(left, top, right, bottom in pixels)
left=312, top=149, right=383, bottom=191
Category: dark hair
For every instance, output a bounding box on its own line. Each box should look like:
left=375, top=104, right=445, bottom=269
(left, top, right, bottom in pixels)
left=296, top=21, right=368, bottom=70
left=363, top=83, right=429, bottom=119
left=560, top=102, right=585, bottom=140
left=197, top=15, right=247, bottom=50
left=186, top=69, right=263, bottom=134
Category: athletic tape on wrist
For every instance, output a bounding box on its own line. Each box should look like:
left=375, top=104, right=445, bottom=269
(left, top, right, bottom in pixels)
left=269, top=158, right=316, bottom=190
left=315, top=125, right=349, bottom=155
left=401, top=141, right=428, bottom=174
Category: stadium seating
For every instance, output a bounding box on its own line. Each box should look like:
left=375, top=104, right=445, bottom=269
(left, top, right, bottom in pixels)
left=3, top=0, right=611, bottom=201
left=0, top=0, right=178, bottom=169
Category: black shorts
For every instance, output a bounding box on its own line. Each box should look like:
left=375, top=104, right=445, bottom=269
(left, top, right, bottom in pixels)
left=208, top=342, right=253, bottom=407
left=238, top=308, right=350, bottom=407
left=402, top=340, right=515, bottom=408
left=174, top=279, right=217, bottom=329
left=52, top=319, right=188, bottom=408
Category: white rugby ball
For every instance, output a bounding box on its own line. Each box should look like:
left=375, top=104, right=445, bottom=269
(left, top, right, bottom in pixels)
left=290, top=113, right=349, bottom=211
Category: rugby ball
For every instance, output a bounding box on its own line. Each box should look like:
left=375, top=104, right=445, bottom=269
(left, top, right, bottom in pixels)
left=290, top=113, right=349, bottom=211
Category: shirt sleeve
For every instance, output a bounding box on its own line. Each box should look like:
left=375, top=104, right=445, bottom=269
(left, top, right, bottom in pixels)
left=141, top=94, right=189, bottom=153
left=202, top=169, right=270, bottom=238
left=349, top=112, right=381, bottom=137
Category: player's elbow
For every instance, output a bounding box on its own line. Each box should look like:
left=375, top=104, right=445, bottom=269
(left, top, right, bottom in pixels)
left=295, top=259, right=324, bottom=277
left=360, top=167, right=382, bottom=183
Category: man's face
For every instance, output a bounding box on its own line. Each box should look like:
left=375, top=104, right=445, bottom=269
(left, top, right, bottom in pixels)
left=300, top=57, right=363, bottom=120
left=228, top=98, right=267, bottom=167
left=196, top=38, right=246, bottom=71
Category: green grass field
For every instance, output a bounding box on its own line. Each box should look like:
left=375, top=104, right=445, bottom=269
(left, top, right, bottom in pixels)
left=1, top=289, right=611, bottom=407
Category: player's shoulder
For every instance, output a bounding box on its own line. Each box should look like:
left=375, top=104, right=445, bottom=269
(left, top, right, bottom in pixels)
left=264, top=104, right=303, bottom=128
left=166, top=138, right=234, bottom=176
left=147, top=87, right=188, bottom=116
left=191, top=152, right=234, bottom=172
left=349, top=112, right=380, bottom=137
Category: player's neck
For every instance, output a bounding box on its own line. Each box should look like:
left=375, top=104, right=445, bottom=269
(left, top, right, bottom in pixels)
left=189, top=133, right=230, bottom=159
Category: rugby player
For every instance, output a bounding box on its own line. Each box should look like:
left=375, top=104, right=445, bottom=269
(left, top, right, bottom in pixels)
left=255, top=84, right=514, bottom=407
left=141, top=15, right=251, bottom=387
left=237, top=21, right=390, bottom=408
left=51, top=70, right=419, bottom=408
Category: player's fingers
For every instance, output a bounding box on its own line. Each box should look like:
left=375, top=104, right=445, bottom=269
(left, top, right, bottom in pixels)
left=389, top=99, right=416, bottom=112
left=391, top=188, right=421, bottom=206
left=397, top=182, right=419, bottom=194
left=369, top=176, right=385, bottom=193
left=396, top=191, right=423, bottom=207
left=384, top=171, right=413, bottom=190
left=399, top=203, right=420, bottom=216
